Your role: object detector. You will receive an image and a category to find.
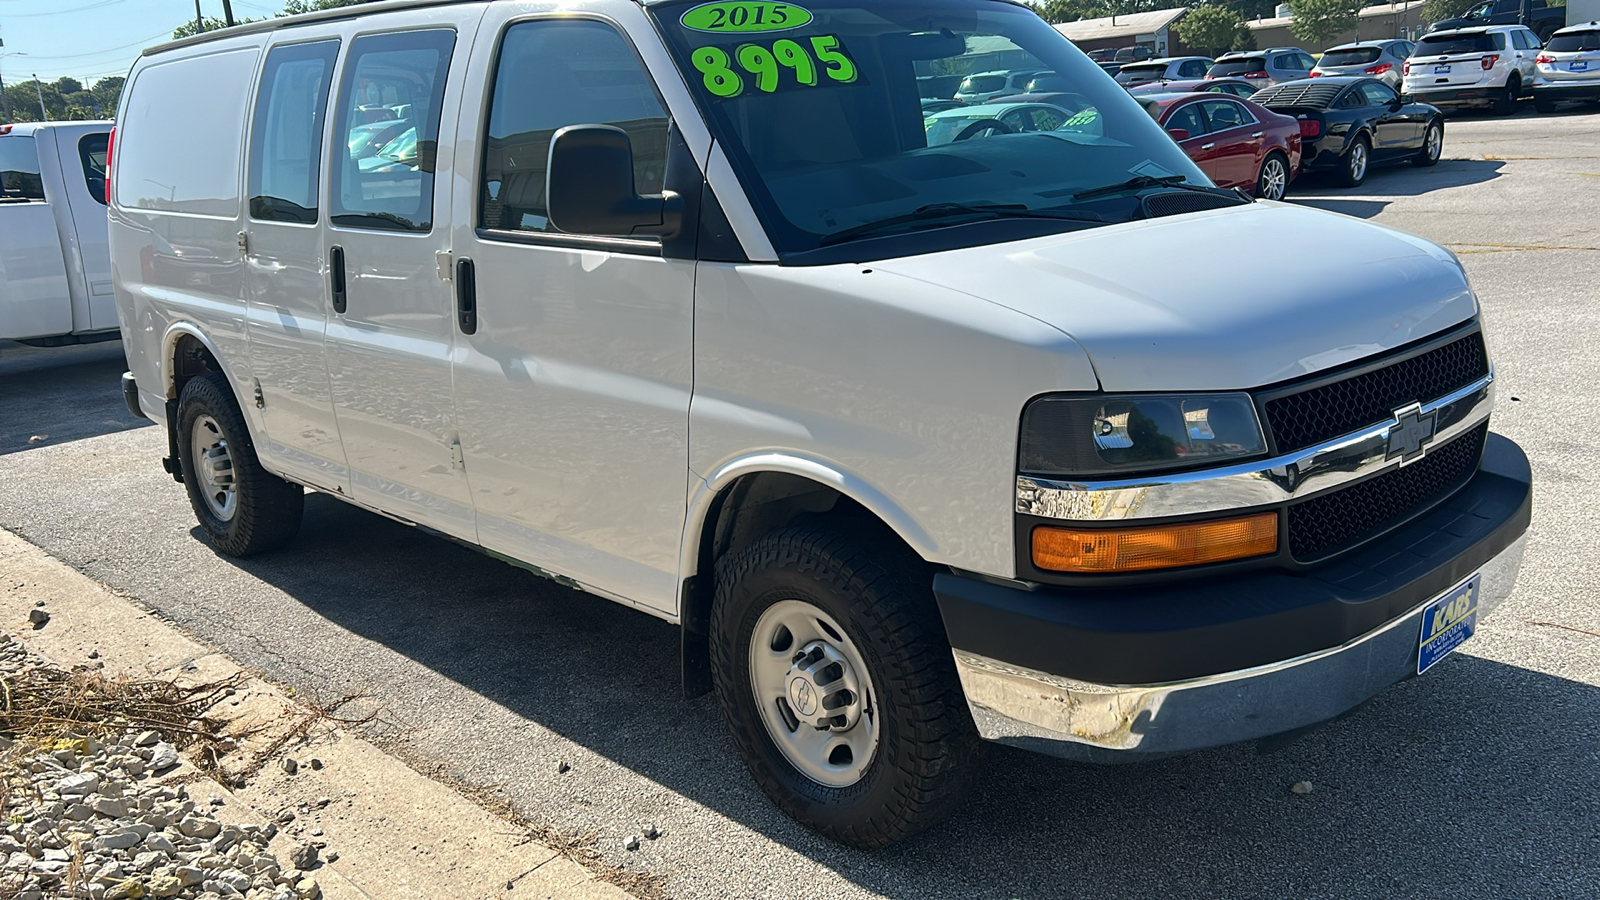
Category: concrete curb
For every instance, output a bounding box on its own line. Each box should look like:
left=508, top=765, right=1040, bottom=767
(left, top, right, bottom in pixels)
left=0, top=526, right=640, bottom=900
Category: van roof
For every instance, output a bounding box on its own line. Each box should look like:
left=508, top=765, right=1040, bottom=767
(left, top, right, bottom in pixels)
left=147, top=0, right=480, bottom=56
left=0, top=121, right=114, bottom=137
left=145, top=0, right=1038, bottom=56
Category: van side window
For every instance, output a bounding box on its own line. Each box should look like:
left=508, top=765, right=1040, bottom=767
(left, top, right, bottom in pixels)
left=330, top=29, right=456, bottom=233
left=250, top=41, right=339, bottom=224
left=78, top=133, right=109, bottom=206
left=480, top=20, right=669, bottom=235
left=0, top=136, right=46, bottom=202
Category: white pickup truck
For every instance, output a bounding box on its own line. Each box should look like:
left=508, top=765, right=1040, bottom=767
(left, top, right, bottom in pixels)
left=0, top=121, right=117, bottom=347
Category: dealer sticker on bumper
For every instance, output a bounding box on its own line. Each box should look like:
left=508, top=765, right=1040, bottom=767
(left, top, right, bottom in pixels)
left=1418, top=574, right=1481, bottom=674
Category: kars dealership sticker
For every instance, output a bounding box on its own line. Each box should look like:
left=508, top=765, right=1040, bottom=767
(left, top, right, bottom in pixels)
left=681, top=1, right=814, bottom=33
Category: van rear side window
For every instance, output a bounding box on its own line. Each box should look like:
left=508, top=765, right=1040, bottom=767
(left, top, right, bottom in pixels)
left=0, top=136, right=46, bottom=203
left=250, top=41, right=340, bottom=224
left=116, top=49, right=257, bottom=215
left=330, top=29, right=455, bottom=233
left=480, top=20, right=670, bottom=235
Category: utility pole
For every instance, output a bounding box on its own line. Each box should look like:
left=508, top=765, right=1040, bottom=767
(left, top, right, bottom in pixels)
left=33, top=73, right=46, bottom=121
left=222, top=0, right=236, bottom=27
left=194, top=0, right=205, bottom=33
left=0, top=39, right=11, bottom=124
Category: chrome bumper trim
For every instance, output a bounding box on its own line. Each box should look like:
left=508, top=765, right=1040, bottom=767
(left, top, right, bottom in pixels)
left=1017, top=369, right=1494, bottom=521
left=953, top=532, right=1525, bottom=762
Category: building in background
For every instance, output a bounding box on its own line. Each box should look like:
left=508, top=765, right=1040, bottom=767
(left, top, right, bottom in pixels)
left=1053, top=8, right=1193, bottom=59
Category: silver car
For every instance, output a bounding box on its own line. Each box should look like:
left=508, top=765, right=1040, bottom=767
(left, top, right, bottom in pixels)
left=1114, top=56, right=1214, bottom=87
left=1206, top=47, right=1317, bottom=86
left=1311, top=40, right=1414, bottom=89
left=1532, top=23, right=1600, bottom=112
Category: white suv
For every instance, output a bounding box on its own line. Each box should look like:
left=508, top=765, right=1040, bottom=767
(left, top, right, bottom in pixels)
left=1532, top=23, right=1600, bottom=112
left=1403, top=24, right=1542, bottom=114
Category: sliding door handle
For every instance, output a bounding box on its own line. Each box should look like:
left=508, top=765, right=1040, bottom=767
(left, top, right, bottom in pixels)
left=456, top=257, right=477, bottom=335
left=329, top=245, right=347, bottom=314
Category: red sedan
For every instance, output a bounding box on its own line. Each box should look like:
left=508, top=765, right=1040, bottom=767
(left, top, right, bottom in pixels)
left=1136, top=92, right=1302, bottom=200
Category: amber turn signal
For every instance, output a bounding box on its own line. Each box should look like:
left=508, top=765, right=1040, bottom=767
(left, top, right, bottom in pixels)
left=1032, top=512, right=1279, bottom=574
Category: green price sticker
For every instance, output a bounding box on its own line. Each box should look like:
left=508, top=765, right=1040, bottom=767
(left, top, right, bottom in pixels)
left=681, top=2, right=814, bottom=33
left=691, top=34, right=858, bottom=99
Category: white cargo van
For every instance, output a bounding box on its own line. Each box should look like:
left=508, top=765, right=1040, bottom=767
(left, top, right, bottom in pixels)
left=111, top=0, right=1530, bottom=847
left=0, top=121, right=117, bottom=346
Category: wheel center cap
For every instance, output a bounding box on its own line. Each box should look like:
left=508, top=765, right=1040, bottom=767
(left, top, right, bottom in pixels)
left=788, top=677, right=818, bottom=717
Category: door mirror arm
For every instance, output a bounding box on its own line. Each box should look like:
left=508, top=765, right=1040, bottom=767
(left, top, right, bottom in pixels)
left=546, top=125, right=683, bottom=239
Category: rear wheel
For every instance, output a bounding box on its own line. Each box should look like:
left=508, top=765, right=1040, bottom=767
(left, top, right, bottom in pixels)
left=1256, top=151, right=1290, bottom=200
left=177, top=371, right=304, bottom=557
left=1493, top=77, right=1519, bottom=116
left=710, top=523, right=980, bottom=848
left=1337, top=135, right=1371, bottom=188
left=1412, top=120, right=1443, bottom=167
left=1534, top=95, right=1558, bottom=114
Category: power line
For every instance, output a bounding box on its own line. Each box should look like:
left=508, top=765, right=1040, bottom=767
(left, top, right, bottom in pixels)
left=12, top=28, right=174, bottom=61
left=0, top=0, right=130, bottom=18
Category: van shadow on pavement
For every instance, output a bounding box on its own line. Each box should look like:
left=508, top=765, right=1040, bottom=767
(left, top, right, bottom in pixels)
left=1290, top=158, right=1505, bottom=218
left=0, top=341, right=151, bottom=456
left=218, top=493, right=1600, bottom=899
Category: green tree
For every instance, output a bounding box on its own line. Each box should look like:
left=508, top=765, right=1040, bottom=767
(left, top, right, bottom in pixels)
left=1034, top=0, right=1102, bottom=22
left=281, top=0, right=372, bottom=13
left=1287, top=0, right=1359, bottom=45
left=1174, top=5, right=1251, bottom=56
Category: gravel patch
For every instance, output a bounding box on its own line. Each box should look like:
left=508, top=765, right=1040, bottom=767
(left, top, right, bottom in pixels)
left=0, top=634, right=321, bottom=900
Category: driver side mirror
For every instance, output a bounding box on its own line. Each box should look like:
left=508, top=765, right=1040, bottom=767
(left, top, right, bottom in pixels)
left=1166, top=127, right=1191, bottom=141
left=1388, top=97, right=1405, bottom=111
left=546, top=125, right=682, bottom=238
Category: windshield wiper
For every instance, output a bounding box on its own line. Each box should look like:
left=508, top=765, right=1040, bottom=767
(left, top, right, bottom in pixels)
left=1071, top=174, right=1219, bottom=202
left=819, top=202, right=1102, bottom=247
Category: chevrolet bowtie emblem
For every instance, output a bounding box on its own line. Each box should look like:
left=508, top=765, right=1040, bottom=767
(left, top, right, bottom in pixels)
left=1386, top=402, right=1437, bottom=465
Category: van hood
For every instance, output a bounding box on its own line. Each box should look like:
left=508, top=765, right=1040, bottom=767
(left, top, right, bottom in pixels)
left=869, top=202, right=1478, bottom=392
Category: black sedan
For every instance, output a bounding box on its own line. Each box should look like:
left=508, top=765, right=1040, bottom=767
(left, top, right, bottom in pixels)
left=1248, top=76, right=1443, bottom=187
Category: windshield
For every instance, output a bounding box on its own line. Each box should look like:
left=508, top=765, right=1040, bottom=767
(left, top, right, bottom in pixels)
left=652, top=0, right=1207, bottom=258
left=1120, top=63, right=1169, bottom=77
left=1546, top=31, right=1600, bottom=52
left=1208, top=58, right=1265, bottom=76
left=1419, top=33, right=1496, bottom=54
left=1319, top=47, right=1383, bottom=67
left=958, top=74, right=1007, bottom=93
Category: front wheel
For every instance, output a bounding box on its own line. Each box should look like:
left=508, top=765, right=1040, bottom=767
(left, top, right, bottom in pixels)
left=1338, top=135, right=1371, bottom=187
left=177, top=371, right=304, bottom=557
left=1256, top=152, right=1290, bottom=200
left=1413, top=120, right=1443, bottom=167
left=710, top=523, right=980, bottom=848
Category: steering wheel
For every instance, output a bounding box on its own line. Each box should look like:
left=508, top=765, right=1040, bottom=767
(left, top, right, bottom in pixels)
left=953, top=118, right=1014, bottom=142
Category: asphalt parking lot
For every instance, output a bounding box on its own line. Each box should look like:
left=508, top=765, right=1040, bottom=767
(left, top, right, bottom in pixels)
left=2, top=106, right=1598, bottom=900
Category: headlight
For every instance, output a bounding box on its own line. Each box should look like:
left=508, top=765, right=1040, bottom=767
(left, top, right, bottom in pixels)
left=1019, top=393, right=1266, bottom=477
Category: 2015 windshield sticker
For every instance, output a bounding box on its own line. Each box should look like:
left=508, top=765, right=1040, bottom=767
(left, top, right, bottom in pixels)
left=681, top=2, right=814, bottom=33
left=691, top=35, right=858, bottom=99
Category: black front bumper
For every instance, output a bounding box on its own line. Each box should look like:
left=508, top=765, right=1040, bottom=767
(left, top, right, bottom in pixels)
left=936, top=432, right=1531, bottom=686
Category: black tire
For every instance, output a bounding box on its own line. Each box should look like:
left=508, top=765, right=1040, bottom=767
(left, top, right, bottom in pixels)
left=710, top=522, right=980, bottom=848
left=176, top=371, right=304, bottom=557
left=1534, top=95, right=1557, bottom=114
left=1255, top=151, right=1290, bottom=200
left=1337, top=134, right=1371, bottom=188
left=1413, top=119, right=1443, bottom=167
left=1493, top=77, right=1518, bottom=116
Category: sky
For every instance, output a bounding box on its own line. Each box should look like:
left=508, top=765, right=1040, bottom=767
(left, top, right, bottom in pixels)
left=0, top=0, right=289, bottom=88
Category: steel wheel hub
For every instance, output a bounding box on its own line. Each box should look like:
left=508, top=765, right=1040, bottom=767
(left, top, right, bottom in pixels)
left=191, top=414, right=237, bottom=522
left=1427, top=126, right=1441, bottom=160
left=750, top=599, right=879, bottom=788
left=1351, top=144, right=1368, bottom=179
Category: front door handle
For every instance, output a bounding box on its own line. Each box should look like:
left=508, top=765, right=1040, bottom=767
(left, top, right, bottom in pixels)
left=329, top=245, right=347, bottom=314
left=456, top=257, right=477, bottom=335
left=1200, top=142, right=1215, bottom=149
left=1251, top=131, right=1264, bottom=138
